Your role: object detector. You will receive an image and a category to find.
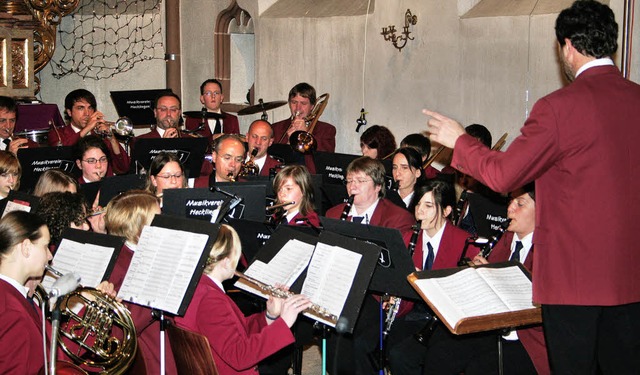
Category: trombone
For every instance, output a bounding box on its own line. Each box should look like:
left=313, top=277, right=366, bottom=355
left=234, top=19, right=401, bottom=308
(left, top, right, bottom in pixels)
left=280, top=93, right=330, bottom=154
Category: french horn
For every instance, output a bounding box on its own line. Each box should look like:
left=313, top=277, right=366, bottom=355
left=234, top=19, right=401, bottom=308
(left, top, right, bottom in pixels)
left=34, top=267, right=137, bottom=375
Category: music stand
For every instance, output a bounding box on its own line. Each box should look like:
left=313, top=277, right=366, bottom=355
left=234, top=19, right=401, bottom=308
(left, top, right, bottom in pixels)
left=0, top=190, right=39, bottom=218
left=162, top=184, right=266, bottom=222
left=16, top=146, right=76, bottom=192
left=15, top=102, right=65, bottom=131
left=110, top=89, right=173, bottom=127
left=467, top=193, right=509, bottom=238
left=130, top=138, right=208, bottom=178
left=118, top=215, right=221, bottom=374
left=98, top=174, right=147, bottom=207
left=320, top=217, right=419, bottom=300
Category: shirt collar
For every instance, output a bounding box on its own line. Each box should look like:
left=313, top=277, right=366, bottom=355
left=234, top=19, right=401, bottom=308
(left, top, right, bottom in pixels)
left=575, top=57, right=614, bottom=78
left=0, top=273, right=29, bottom=298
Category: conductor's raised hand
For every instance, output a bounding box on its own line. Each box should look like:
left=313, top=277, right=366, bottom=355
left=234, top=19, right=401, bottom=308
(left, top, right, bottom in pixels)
left=423, top=109, right=466, bottom=149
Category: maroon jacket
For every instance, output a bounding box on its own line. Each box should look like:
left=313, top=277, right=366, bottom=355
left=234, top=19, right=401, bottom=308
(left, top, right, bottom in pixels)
left=174, top=275, right=294, bottom=375
left=259, top=155, right=282, bottom=176
left=325, top=198, right=414, bottom=234
left=451, top=65, right=640, bottom=306
left=184, top=112, right=240, bottom=142
left=488, top=232, right=550, bottom=375
left=271, top=119, right=336, bottom=174
left=0, top=279, right=45, bottom=375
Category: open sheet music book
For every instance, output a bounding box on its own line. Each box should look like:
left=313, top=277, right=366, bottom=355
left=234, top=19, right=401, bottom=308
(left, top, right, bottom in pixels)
left=235, top=238, right=362, bottom=327
left=42, top=237, right=121, bottom=292
left=118, top=225, right=210, bottom=315
left=408, top=262, right=542, bottom=335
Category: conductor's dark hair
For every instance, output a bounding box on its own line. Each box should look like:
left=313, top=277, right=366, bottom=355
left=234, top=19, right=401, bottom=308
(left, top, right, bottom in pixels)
left=555, top=0, right=618, bottom=58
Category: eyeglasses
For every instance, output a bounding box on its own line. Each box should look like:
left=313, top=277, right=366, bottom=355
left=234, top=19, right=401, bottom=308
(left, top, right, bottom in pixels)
left=156, top=107, right=180, bottom=114
left=344, top=178, right=373, bottom=186
left=203, top=91, right=222, bottom=97
left=156, top=172, right=184, bottom=180
left=82, top=157, right=108, bottom=165
left=0, top=172, right=18, bottom=179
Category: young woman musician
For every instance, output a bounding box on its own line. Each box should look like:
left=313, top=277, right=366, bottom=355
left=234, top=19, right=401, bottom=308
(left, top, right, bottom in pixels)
left=32, top=169, right=79, bottom=197
left=0, top=211, right=52, bottom=374
left=35, top=192, right=90, bottom=250
left=391, top=147, right=426, bottom=210
left=145, top=151, right=188, bottom=204
left=359, top=125, right=396, bottom=160
left=0, top=150, right=21, bottom=199
left=386, top=179, right=473, bottom=375
left=174, top=224, right=311, bottom=375
left=270, top=165, right=320, bottom=227
left=103, top=190, right=176, bottom=374
left=74, top=135, right=117, bottom=184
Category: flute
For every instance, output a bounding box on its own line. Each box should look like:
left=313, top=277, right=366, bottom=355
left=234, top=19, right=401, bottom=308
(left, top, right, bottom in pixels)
left=234, top=271, right=338, bottom=323
left=266, top=201, right=295, bottom=212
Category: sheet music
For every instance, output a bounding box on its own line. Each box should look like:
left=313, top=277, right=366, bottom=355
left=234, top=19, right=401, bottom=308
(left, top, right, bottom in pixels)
left=2, top=200, right=31, bottom=217
left=301, top=242, right=362, bottom=318
left=41, top=239, right=115, bottom=291
left=236, top=239, right=315, bottom=296
left=118, top=225, right=209, bottom=314
left=413, top=266, right=534, bottom=327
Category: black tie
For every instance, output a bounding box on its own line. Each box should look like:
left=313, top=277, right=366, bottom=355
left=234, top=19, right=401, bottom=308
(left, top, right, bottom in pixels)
left=510, top=241, right=523, bottom=262
left=2, top=138, right=10, bottom=149
left=214, top=119, right=222, bottom=134
left=352, top=216, right=364, bottom=224
left=424, top=242, right=434, bottom=270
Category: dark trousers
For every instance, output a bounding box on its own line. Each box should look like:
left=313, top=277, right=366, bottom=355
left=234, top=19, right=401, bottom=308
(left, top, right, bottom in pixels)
left=542, top=302, right=640, bottom=374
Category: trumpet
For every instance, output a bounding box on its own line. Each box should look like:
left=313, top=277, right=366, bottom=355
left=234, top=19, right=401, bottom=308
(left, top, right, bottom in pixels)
left=94, top=117, right=134, bottom=138
left=235, top=271, right=338, bottom=324
left=238, top=148, right=260, bottom=177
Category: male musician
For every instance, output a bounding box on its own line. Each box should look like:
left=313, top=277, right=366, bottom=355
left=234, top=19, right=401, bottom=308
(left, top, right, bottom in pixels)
left=0, top=96, right=36, bottom=154
left=419, top=183, right=549, bottom=374
left=271, top=82, right=336, bottom=174
left=136, top=92, right=182, bottom=139
left=245, top=119, right=282, bottom=176
left=198, top=134, right=246, bottom=185
left=49, top=89, right=129, bottom=174
left=184, top=79, right=240, bottom=141
left=426, top=1, right=640, bottom=372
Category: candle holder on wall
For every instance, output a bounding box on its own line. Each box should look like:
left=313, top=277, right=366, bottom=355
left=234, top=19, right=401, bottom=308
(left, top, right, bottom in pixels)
left=381, top=9, right=417, bottom=52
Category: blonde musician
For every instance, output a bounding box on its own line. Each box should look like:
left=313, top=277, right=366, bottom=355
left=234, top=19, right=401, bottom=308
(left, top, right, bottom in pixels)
left=271, top=165, right=319, bottom=227
left=386, top=179, right=472, bottom=375
left=174, top=224, right=311, bottom=375
left=0, top=211, right=52, bottom=374
left=0, top=151, right=21, bottom=199
left=245, top=120, right=282, bottom=176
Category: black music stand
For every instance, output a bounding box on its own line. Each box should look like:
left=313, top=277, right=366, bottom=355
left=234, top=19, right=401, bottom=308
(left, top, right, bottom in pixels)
left=320, top=217, right=419, bottom=300
left=118, top=215, right=221, bottom=374
left=16, top=146, right=76, bottom=192
left=97, top=174, right=147, bottom=207
left=130, top=138, right=208, bottom=178
left=110, top=89, right=173, bottom=127
left=467, top=193, right=509, bottom=238
left=163, top=185, right=266, bottom=222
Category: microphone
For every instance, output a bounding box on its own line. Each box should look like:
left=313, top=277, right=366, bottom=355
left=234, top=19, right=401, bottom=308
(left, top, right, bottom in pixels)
left=355, top=108, right=367, bottom=133
left=48, top=272, right=81, bottom=306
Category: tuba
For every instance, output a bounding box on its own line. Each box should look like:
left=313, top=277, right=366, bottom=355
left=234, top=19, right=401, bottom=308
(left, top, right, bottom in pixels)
left=34, top=268, right=137, bottom=375
left=288, top=93, right=330, bottom=154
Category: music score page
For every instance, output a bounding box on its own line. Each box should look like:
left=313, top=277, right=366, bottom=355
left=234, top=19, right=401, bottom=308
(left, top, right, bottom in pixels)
left=42, top=238, right=115, bottom=291
left=118, top=225, right=209, bottom=314
left=413, top=266, right=534, bottom=328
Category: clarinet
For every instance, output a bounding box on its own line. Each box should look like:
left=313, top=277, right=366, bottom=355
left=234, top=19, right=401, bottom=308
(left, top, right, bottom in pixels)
left=453, top=190, right=468, bottom=226
left=480, top=218, right=512, bottom=258
left=339, top=195, right=355, bottom=221
left=383, top=221, right=421, bottom=336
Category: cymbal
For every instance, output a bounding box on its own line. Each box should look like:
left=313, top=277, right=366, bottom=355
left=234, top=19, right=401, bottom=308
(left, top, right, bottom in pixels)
left=183, top=111, right=225, bottom=120
left=237, top=100, right=288, bottom=116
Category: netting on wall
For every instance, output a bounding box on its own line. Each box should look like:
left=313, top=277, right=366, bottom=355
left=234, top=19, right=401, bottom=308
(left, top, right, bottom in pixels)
left=50, top=0, right=164, bottom=80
